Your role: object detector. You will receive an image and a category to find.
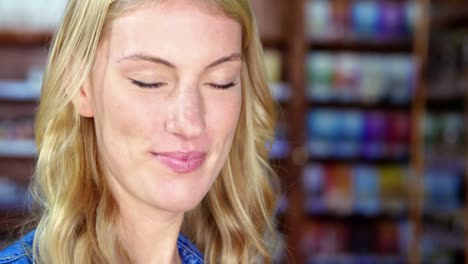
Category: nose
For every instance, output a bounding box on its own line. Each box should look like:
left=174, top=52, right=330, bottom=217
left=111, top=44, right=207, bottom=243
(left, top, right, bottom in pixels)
left=165, top=86, right=205, bottom=139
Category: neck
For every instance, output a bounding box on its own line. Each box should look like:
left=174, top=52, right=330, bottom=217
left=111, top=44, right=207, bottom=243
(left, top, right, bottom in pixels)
left=104, top=168, right=185, bottom=263
left=118, top=202, right=185, bottom=264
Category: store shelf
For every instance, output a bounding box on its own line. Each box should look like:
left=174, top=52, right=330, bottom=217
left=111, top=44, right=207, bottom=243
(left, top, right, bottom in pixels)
left=431, top=7, right=468, bottom=30
left=0, top=81, right=40, bottom=102
left=426, top=97, right=465, bottom=112
left=423, top=210, right=465, bottom=231
left=308, top=100, right=411, bottom=111
left=305, top=212, right=407, bottom=222
left=423, top=224, right=465, bottom=251
left=307, top=156, right=409, bottom=165
left=0, top=208, right=29, bottom=235
left=269, top=139, right=290, bottom=160
left=0, top=139, right=36, bottom=158
left=261, top=36, right=286, bottom=49
left=306, top=254, right=404, bottom=263
left=0, top=31, right=53, bottom=46
left=269, top=82, right=291, bottom=103
left=0, top=157, right=35, bottom=184
left=425, top=154, right=465, bottom=168
left=309, top=39, right=413, bottom=53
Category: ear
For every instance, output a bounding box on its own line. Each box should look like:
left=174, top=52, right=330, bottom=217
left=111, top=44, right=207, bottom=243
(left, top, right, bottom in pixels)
left=73, top=78, right=94, bottom=117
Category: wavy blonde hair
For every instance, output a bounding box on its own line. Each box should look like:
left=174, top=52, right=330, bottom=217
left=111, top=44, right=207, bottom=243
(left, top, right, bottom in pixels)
left=31, top=0, right=278, bottom=263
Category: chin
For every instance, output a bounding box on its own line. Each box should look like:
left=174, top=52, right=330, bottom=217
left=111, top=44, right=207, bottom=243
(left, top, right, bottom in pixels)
left=160, top=199, right=202, bottom=213
left=151, top=191, right=206, bottom=213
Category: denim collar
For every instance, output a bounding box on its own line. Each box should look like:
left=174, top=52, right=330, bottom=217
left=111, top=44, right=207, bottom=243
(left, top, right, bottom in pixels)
left=0, top=230, right=204, bottom=264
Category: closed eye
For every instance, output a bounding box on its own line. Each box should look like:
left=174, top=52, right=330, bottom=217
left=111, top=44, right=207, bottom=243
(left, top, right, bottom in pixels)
left=207, top=81, right=238, bottom=90
left=130, top=78, right=166, bottom=89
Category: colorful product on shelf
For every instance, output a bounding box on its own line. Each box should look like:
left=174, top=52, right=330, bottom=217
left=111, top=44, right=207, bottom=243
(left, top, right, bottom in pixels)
left=0, top=116, right=36, bottom=157
left=424, top=165, right=463, bottom=213
left=0, top=116, right=34, bottom=140
left=307, top=52, right=415, bottom=104
left=379, top=166, right=408, bottom=214
left=263, top=48, right=291, bottom=101
left=0, top=0, right=67, bottom=32
left=376, top=221, right=400, bottom=254
left=0, top=176, right=30, bottom=210
left=361, top=111, right=387, bottom=159
left=307, top=109, right=410, bottom=160
left=306, top=0, right=333, bottom=40
left=306, top=0, right=417, bottom=41
left=263, top=49, right=282, bottom=83
left=301, top=221, right=349, bottom=255
left=324, top=164, right=353, bottom=215
left=301, top=220, right=407, bottom=262
left=269, top=122, right=290, bottom=159
left=351, top=0, right=380, bottom=39
left=302, top=163, right=408, bottom=216
left=353, top=165, right=380, bottom=215
left=303, top=164, right=327, bottom=214
left=423, top=112, right=467, bottom=160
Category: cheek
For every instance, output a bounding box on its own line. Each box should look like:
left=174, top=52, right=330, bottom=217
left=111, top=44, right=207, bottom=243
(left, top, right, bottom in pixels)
left=93, top=90, right=153, bottom=157
left=206, top=91, right=242, bottom=147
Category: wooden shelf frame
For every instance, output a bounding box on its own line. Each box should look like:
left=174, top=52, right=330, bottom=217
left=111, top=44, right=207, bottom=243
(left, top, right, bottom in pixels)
left=0, top=31, right=53, bottom=46
left=308, top=39, right=414, bottom=53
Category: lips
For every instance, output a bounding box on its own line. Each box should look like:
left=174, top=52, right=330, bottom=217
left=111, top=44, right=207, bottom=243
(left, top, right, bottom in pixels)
left=153, top=152, right=206, bottom=174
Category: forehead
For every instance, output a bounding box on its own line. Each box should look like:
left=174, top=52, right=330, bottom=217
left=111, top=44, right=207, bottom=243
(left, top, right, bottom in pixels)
left=104, top=1, right=242, bottom=65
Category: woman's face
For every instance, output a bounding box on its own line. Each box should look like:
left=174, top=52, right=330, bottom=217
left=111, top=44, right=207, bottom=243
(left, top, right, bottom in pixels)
left=75, top=0, right=242, bottom=213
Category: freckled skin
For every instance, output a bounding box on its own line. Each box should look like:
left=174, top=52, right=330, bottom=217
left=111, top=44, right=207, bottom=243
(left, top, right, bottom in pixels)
left=76, top=1, right=242, bottom=216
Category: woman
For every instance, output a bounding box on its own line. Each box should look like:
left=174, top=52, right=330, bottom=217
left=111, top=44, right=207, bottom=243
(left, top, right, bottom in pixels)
left=0, top=0, right=278, bottom=263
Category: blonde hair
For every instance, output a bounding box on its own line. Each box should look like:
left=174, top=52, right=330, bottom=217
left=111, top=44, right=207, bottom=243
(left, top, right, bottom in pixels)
left=32, top=0, right=278, bottom=263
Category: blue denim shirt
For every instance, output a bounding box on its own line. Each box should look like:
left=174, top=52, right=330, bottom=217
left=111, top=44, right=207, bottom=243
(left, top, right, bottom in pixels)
left=0, top=230, right=204, bottom=263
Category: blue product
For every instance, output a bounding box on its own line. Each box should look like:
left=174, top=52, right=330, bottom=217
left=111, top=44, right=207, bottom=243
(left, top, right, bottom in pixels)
left=424, top=166, right=462, bottom=212
left=302, top=164, right=326, bottom=214
left=0, top=177, right=30, bottom=210
left=341, top=110, right=365, bottom=140
left=404, top=2, right=418, bottom=35
left=353, top=165, right=380, bottom=215
left=307, top=110, right=336, bottom=157
left=351, top=1, right=379, bottom=39
left=335, top=110, right=363, bottom=158
left=269, top=123, right=290, bottom=159
left=269, top=139, right=290, bottom=160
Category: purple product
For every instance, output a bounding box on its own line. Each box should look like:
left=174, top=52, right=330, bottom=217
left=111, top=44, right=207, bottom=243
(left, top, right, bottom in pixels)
left=361, top=111, right=387, bottom=158
left=378, top=2, right=405, bottom=39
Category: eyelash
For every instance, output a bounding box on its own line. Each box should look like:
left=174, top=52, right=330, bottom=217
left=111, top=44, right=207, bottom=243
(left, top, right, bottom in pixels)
left=130, top=79, right=237, bottom=90
left=130, top=79, right=166, bottom=89
left=209, top=81, right=237, bottom=90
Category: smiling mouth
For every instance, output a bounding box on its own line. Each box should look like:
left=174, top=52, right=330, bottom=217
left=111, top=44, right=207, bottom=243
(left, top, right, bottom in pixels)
left=152, top=152, right=206, bottom=174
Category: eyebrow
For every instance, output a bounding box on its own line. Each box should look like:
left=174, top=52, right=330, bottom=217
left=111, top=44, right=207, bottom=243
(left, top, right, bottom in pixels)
left=118, top=52, right=242, bottom=69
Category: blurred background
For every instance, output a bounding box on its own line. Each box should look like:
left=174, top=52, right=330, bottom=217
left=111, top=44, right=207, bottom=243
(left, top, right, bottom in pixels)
left=0, top=0, right=466, bottom=263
